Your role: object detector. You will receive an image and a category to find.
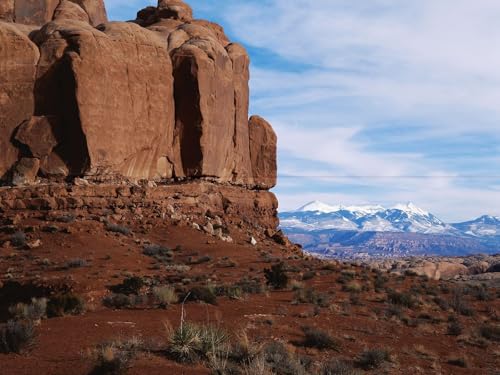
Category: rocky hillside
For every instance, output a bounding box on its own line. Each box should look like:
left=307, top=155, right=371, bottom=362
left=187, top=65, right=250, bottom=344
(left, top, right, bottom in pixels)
left=0, top=0, right=276, bottom=189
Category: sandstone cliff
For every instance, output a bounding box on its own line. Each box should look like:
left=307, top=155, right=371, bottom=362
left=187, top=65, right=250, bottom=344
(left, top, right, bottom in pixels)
left=0, top=0, right=277, bottom=190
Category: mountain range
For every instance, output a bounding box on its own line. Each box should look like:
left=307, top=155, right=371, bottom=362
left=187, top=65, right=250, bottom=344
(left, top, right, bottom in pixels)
left=279, top=201, right=500, bottom=258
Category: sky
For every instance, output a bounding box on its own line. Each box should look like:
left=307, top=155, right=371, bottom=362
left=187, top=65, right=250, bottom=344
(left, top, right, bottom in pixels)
left=105, top=0, right=500, bottom=222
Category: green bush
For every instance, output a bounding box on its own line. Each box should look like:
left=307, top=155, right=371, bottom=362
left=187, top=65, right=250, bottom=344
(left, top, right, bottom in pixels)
left=264, top=262, right=289, bottom=290
left=387, top=290, right=416, bottom=308
left=110, top=277, right=144, bottom=296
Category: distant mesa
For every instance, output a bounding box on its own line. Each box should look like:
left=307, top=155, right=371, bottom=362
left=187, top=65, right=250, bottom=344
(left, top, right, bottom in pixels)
left=0, top=0, right=277, bottom=190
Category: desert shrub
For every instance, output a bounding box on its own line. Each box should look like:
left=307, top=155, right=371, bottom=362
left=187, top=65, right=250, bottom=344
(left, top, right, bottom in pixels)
left=189, top=255, right=212, bottom=265
left=374, top=274, right=388, bottom=291
left=387, top=290, right=416, bottom=308
left=262, top=341, right=308, bottom=375
left=110, top=277, right=144, bottom=296
left=143, top=244, right=171, bottom=257
left=237, top=278, right=265, bottom=294
left=479, top=324, right=500, bottom=342
left=356, top=348, right=390, bottom=370
left=152, top=286, right=178, bottom=307
left=215, top=285, right=244, bottom=300
left=197, top=324, right=229, bottom=359
left=471, top=285, right=492, bottom=301
left=165, top=264, right=191, bottom=273
left=242, top=355, right=274, bottom=375
left=66, top=258, right=88, bottom=268
left=300, top=326, right=340, bottom=351
left=447, top=357, right=467, bottom=368
left=293, top=288, right=330, bottom=308
left=186, top=286, right=217, bottom=305
left=230, top=330, right=264, bottom=364
left=91, top=337, right=142, bottom=374
left=447, top=321, right=463, bottom=336
left=47, top=293, right=85, bottom=317
left=9, top=298, right=47, bottom=322
left=449, top=288, right=474, bottom=316
left=0, top=320, right=35, bottom=354
left=302, top=271, right=316, bottom=281
left=103, top=294, right=133, bottom=309
left=337, top=270, right=356, bottom=285
left=264, top=262, right=289, bottom=290
left=10, top=231, right=27, bottom=248
left=105, top=223, right=131, bottom=235
left=342, top=282, right=362, bottom=293
left=167, top=322, right=201, bottom=363
left=55, top=214, right=76, bottom=223
left=321, top=359, right=361, bottom=375
left=433, top=296, right=450, bottom=311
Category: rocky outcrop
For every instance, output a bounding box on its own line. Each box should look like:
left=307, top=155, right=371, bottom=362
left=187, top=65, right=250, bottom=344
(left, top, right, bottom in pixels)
left=249, top=116, right=278, bottom=189
left=0, top=0, right=278, bottom=192
left=0, top=22, right=40, bottom=180
left=33, top=20, right=176, bottom=180
left=0, top=0, right=107, bottom=26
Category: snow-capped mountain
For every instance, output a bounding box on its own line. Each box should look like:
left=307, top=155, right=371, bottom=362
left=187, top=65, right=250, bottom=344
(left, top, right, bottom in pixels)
left=281, top=201, right=455, bottom=234
left=452, top=215, right=500, bottom=237
left=280, top=201, right=500, bottom=258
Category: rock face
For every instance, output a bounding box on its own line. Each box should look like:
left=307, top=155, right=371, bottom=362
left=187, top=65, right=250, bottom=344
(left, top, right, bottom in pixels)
left=0, top=22, right=40, bottom=180
left=249, top=116, right=278, bottom=189
left=0, top=0, right=278, bottom=192
left=0, top=0, right=107, bottom=26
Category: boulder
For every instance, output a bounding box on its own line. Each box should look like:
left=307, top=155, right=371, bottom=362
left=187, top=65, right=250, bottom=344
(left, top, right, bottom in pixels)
left=53, top=0, right=90, bottom=23
left=0, top=0, right=14, bottom=22
left=12, top=157, right=40, bottom=186
left=14, top=116, right=59, bottom=158
left=157, top=0, right=192, bottom=22
left=34, top=20, right=176, bottom=180
left=0, top=0, right=106, bottom=26
left=0, top=22, right=40, bottom=179
left=68, top=0, right=107, bottom=26
left=249, top=116, right=277, bottom=189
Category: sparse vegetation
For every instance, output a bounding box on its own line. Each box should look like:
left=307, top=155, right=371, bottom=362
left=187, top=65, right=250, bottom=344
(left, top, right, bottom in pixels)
left=300, top=326, right=340, bottom=351
left=91, top=337, right=143, bottom=374
left=47, top=293, right=85, bottom=317
left=321, top=359, right=361, bottom=375
left=479, top=324, right=500, bottom=342
left=110, top=277, right=144, bottom=296
left=0, top=320, right=35, bottom=354
left=293, top=287, right=331, bottom=307
left=447, top=357, right=468, bottom=368
left=387, top=290, right=416, bottom=308
left=356, top=348, right=390, bottom=370
left=105, top=223, right=131, bottom=235
left=9, top=298, right=47, bottom=322
left=264, top=262, right=289, bottom=290
left=186, top=286, right=217, bottom=305
left=10, top=231, right=27, bottom=248
left=152, top=286, right=178, bottom=307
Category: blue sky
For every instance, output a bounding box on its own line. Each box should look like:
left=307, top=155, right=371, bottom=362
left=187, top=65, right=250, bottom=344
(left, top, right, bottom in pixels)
left=105, top=0, right=500, bottom=222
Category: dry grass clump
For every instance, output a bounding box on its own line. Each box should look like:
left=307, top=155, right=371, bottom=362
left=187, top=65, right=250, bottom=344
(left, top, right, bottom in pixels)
left=0, top=320, right=35, bottom=354
left=90, top=337, right=143, bottom=374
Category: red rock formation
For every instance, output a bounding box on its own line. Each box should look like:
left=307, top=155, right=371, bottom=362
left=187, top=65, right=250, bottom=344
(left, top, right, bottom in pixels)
left=33, top=20, right=176, bottom=180
left=249, top=116, right=278, bottom=189
left=0, top=22, right=40, bottom=180
left=0, top=0, right=106, bottom=26
left=0, top=0, right=278, bottom=191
